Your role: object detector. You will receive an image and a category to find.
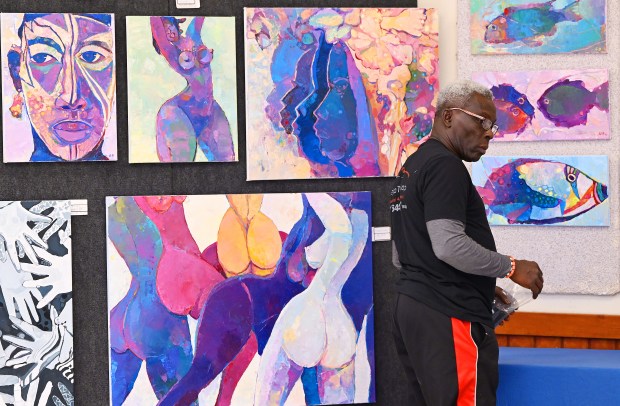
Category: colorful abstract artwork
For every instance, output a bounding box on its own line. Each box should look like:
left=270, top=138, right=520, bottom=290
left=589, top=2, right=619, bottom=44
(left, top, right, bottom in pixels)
left=472, top=156, right=609, bottom=226
left=126, top=16, right=238, bottom=163
left=1, top=13, right=117, bottom=162
left=472, top=69, right=609, bottom=141
left=470, top=0, right=607, bottom=55
left=0, top=201, right=74, bottom=405
left=244, top=8, right=439, bottom=180
left=107, top=192, right=375, bottom=405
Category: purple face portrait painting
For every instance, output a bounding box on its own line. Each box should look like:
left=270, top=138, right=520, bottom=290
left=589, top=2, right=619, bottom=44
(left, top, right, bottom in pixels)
left=245, top=8, right=439, bottom=180
left=1, top=13, right=117, bottom=162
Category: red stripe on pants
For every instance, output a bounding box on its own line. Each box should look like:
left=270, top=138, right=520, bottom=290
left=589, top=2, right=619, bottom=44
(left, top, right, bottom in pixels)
left=451, top=319, right=478, bottom=406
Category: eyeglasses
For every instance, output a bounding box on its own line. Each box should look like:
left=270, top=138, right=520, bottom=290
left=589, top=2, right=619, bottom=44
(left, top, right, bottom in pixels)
left=448, top=107, right=499, bottom=135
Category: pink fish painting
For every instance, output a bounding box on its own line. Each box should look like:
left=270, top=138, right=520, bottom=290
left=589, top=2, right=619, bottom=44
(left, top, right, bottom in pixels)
left=473, top=69, right=609, bottom=141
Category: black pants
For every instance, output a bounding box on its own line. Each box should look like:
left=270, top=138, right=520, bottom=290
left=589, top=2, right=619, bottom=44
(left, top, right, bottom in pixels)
left=393, top=293, right=499, bottom=405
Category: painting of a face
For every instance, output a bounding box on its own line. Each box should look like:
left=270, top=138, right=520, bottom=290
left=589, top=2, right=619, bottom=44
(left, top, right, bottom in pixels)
left=2, top=13, right=117, bottom=162
left=245, top=8, right=439, bottom=180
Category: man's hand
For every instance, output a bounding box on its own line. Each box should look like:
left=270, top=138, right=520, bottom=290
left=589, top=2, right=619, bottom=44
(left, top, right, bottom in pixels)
left=494, top=286, right=510, bottom=305
left=510, top=259, right=544, bottom=299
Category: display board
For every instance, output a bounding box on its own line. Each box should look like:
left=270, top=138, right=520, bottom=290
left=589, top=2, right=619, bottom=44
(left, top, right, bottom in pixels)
left=0, top=1, right=403, bottom=405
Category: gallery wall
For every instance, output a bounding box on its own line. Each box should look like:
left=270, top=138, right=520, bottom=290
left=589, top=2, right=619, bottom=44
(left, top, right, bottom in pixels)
left=1, top=0, right=616, bottom=404
left=0, top=0, right=415, bottom=404
left=456, top=0, right=620, bottom=314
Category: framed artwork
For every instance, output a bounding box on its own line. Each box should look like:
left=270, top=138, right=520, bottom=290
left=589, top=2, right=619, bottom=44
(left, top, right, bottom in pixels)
left=126, top=16, right=238, bottom=163
left=1, top=13, right=117, bottom=162
left=470, top=0, right=607, bottom=55
left=472, top=69, right=609, bottom=141
left=0, top=201, right=73, bottom=405
left=244, top=8, right=439, bottom=180
left=107, top=192, right=375, bottom=405
left=472, top=156, right=609, bottom=226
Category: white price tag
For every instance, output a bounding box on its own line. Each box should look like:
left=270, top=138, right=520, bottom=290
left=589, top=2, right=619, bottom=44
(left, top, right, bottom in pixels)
left=372, top=226, right=391, bottom=242
left=70, top=199, right=88, bottom=216
left=176, top=0, right=200, bottom=8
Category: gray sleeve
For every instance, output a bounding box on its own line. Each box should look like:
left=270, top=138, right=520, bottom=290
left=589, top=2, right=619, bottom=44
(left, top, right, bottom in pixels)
left=426, top=218, right=511, bottom=278
left=392, top=240, right=402, bottom=270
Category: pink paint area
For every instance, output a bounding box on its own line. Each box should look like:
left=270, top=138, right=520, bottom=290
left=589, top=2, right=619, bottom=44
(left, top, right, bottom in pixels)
left=472, top=69, right=610, bottom=141
left=134, top=196, right=224, bottom=316
left=52, top=120, right=93, bottom=143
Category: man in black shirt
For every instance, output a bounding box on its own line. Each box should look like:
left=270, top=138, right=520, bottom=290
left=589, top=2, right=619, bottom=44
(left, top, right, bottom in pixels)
left=391, top=80, right=544, bottom=405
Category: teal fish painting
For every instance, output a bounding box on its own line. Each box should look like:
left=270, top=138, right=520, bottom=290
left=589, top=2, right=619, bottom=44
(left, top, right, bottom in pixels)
left=484, top=1, right=582, bottom=47
left=471, top=0, right=606, bottom=55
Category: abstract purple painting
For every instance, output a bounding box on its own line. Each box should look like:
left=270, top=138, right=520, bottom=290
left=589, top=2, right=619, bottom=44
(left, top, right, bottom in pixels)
left=107, top=192, right=375, bottom=405
left=473, top=69, right=609, bottom=141
left=245, top=8, right=439, bottom=180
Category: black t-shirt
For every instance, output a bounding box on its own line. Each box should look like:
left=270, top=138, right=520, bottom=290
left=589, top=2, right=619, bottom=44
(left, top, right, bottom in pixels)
left=390, top=138, right=497, bottom=326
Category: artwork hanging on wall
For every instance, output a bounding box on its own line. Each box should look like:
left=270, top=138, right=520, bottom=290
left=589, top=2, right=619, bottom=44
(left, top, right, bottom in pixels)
left=470, top=0, right=607, bottom=55
left=0, top=200, right=74, bottom=405
left=107, top=192, right=375, bottom=405
left=126, top=16, right=238, bottom=163
left=1, top=13, right=117, bottom=162
left=244, top=8, right=439, bottom=180
left=472, top=156, right=609, bottom=226
left=472, top=68, right=609, bottom=141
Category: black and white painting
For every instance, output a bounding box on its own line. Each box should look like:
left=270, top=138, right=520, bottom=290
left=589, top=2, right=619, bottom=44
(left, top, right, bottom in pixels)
left=0, top=201, right=73, bottom=405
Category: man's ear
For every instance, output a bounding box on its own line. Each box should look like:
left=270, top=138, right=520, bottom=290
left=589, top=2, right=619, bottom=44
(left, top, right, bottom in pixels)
left=442, top=108, right=453, bottom=128
left=7, top=46, right=22, bottom=92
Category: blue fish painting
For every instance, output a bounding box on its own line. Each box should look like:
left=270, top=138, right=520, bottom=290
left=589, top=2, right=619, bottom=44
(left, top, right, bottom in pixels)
left=471, top=0, right=607, bottom=55
left=490, top=84, right=535, bottom=136
left=473, top=156, right=609, bottom=226
left=484, top=1, right=582, bottom=46
left=538, top=79, right=609, bottom=127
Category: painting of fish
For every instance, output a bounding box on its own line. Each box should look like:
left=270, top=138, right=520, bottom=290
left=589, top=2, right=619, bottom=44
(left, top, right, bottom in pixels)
left=538, top=79, right=608, bottom=127
left=485, top=1, right=582, bottom=46
left=473, top=69, right=609, bottom=141
left=490, top=84, right=535, bottom=137
left=471, top=0, right=606, bottom=54
left=472, top=156, right=609, bottom=226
